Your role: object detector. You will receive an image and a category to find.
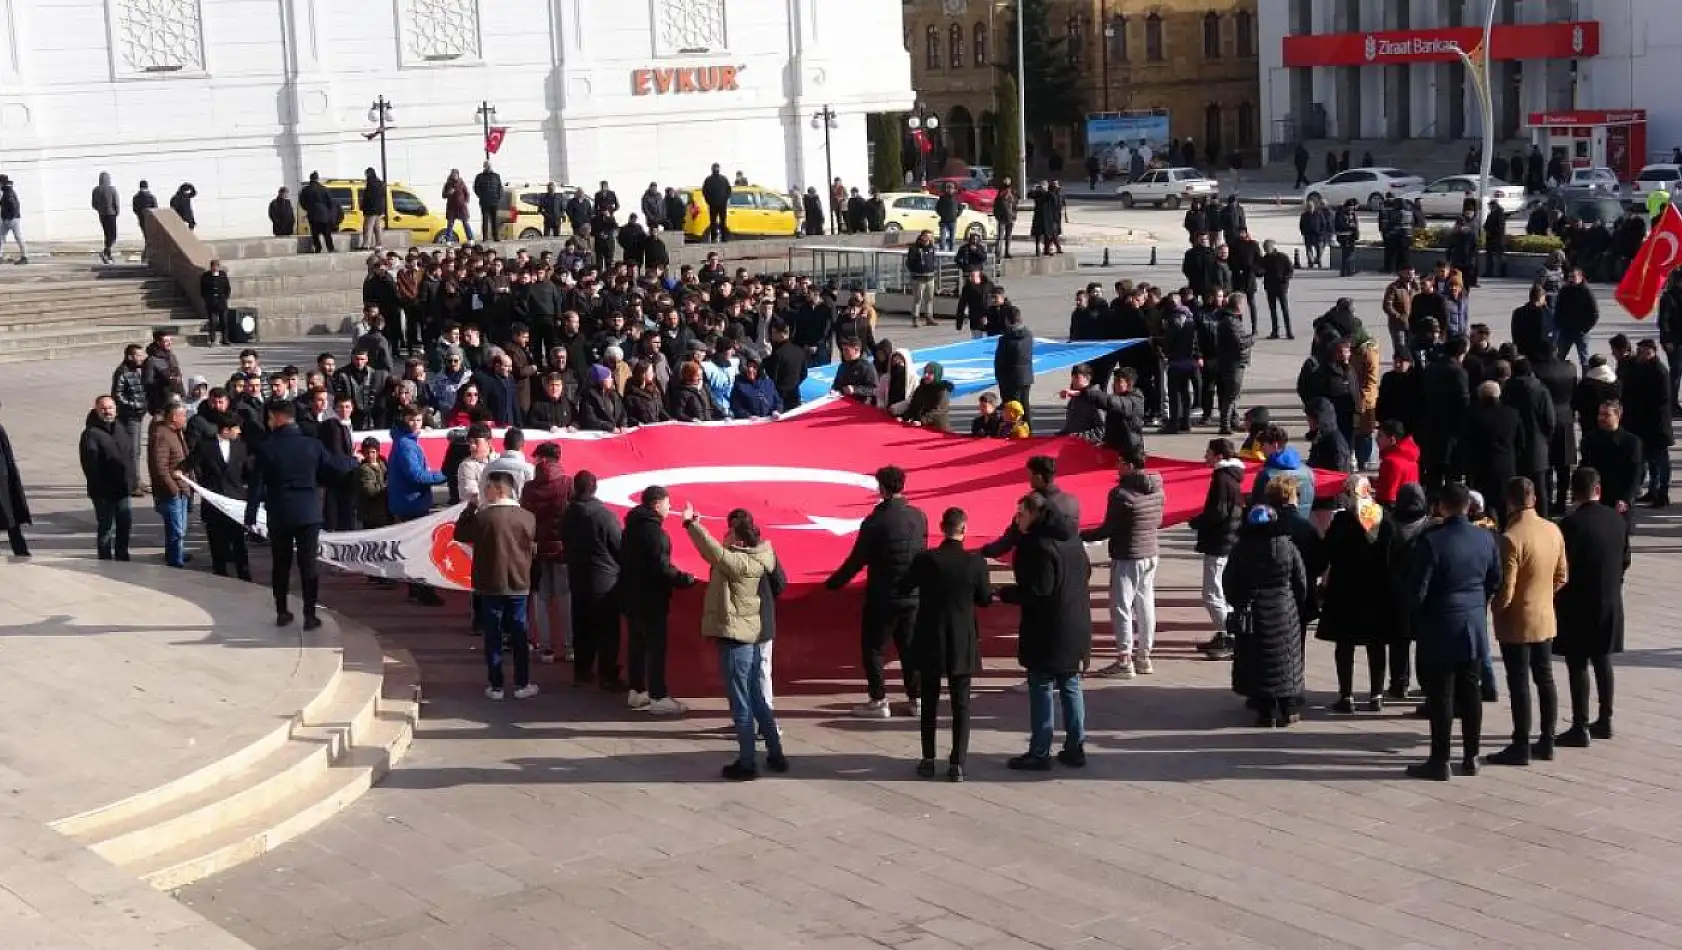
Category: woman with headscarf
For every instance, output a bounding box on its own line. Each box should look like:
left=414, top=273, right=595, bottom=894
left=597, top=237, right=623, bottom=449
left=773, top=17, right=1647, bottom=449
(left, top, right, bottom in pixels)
left=623, top=359, right=669, bottom=426
left=1001, top=400, right=1031, bottom=438
left=1317, top=474, right=1406, bottom=713
left=1224, top=505, right=1310, bottom=727
left=578, top=365, right=627, bottom=432
left=875, top=347, right=912, bottom=412
left=729, top=356, right=782, bottom=419
left=900, top=362, right=952, bottom=431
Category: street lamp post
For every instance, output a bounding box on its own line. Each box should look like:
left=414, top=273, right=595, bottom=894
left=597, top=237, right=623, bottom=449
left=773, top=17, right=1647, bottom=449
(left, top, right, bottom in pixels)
left=475, top=100, right=497, bottom=162
left=1101, top=3, right=1112, bottom=113
left=1449, top=0, right=1500, bottom=239
left=365, top=96, right=396, bottom=184
left=1014, top=0, right=1028, bottom=195
left=811, top=105, right=839, bottom=235
left=906, top=104, right=941, bottom=185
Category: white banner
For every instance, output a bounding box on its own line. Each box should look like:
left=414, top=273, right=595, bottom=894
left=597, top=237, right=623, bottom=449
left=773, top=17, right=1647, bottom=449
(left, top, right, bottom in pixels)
left=184, top=478, right=473, bottom=590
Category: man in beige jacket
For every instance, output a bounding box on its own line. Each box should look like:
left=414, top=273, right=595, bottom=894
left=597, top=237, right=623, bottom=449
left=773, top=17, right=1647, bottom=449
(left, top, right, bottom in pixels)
left=1489, top=476, right=1568, bottom=767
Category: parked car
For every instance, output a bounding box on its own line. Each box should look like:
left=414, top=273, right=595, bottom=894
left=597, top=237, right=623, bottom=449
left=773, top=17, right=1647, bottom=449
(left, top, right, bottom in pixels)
left=1554, top=167, right=1622, bottom=201
left=295, top=178, right=450, bottom=244
left=1629, top=163, right=1682, bottom=205
left=1399, top=175, right=1526, bottom=217
left=1302, top=167, right=1426, bottom=212
left=1560, top=195, right=1628, bottom=228
left=923, top=176, right=998, bottom=213
left=880, top=192, right=993, bottom=241
left=1115, top=167, right=1219, bottom=209
left=497, top=182, right=582, bottom=240
left=676, top=185, right=798, bottom=240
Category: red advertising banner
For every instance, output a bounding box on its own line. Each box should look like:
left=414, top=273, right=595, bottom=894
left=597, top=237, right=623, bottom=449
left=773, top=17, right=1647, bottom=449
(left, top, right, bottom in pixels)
left=1283, top=21, right=1599, bottom=68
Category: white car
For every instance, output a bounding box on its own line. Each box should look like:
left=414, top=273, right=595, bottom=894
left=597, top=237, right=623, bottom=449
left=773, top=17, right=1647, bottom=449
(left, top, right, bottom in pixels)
left=1115, top=167, right=1219, bottom=209
left=1302, top=167, right=1426, bottom=212
left=1399, top=175, right=1526, bottom=217
left=878, top=192, right=992, bottom=241
left=1562, top=167, right=1621, bottom=196
left=1630, top=164, right=1682, bottom=204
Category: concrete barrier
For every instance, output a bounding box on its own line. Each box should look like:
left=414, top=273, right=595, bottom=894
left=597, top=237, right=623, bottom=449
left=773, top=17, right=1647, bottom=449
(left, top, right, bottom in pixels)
left=140, top=207, right=213, bottom=324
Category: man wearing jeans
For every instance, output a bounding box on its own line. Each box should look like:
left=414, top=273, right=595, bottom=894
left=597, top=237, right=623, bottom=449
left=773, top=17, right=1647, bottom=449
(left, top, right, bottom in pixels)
left=454, top=471, right=540, bottom=701
left=79, top=396, right=137, bottom=560
left=1190, top=440, right=1245, bottom=657
left=935, top=182, right=961, bottom=251
left=1553, top=267, right=1598, bottom=365
left=146, top=403, right=191, bottom=568
left=1000, top=492, right=1092, bottom=771
left=905, top=231, right=939, bottom=327
left=1080, top=450, right=1164, bottom=678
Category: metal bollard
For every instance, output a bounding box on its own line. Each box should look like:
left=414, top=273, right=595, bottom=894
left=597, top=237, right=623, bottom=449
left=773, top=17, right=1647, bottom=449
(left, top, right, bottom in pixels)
left=1102, top=246, right=1111, bottom=267
left=1149, top=245, right=1157, bottom=266
left=1294, top=247, right=1302, bottom=269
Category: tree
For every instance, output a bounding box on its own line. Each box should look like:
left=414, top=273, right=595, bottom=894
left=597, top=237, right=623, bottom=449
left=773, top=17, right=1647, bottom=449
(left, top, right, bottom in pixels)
left=993, top=73, right=1023, bottom=187
left=871, top=113, right=903, bottom=192
left=999, top=0, right=1085, bottom=130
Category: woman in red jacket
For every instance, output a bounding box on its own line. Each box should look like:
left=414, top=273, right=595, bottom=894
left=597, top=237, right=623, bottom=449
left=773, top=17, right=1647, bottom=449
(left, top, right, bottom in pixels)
left=1373, top=420, right=1421, bottom=507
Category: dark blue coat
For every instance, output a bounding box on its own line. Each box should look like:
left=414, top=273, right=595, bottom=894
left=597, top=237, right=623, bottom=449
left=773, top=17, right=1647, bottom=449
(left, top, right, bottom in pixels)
left=1407, top=515, right=1502, bottom=666
left=245, top=424, right=355, bottom=528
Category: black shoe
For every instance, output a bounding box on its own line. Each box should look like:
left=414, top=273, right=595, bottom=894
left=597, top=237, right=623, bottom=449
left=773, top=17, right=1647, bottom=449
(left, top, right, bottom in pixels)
left=1411, top=703, right=1430, bottom=719
left=302, top=615, right=322, bottom=632
left=1384, top=685, right=1412, bottom=701
left=1485, top=744, right=1531, bottom=767
left=1481, top=685, right=1499, bottom=703
left=1217, top=425, right=1233, bottom=435
left=275, top=611, right=295, bottom=627
left=1254, top=712, right=1280, bottom=727
left=1652, top=493, right=1671, bottom=509
left=410, top=589, right=445, bottom=607
left=1055, top=747, right=1087, bottom=768
left=721, top=761, right=758, bottom=781
left=1330, top=696, right=1355, bottom=714
left=1365, top=694, right=1384, bottom=713
left=947, top=763, right=965, bottom=782
left=765, top=753, right=789, bottom=774
left=1267, top=333, right=1281, bottom=340
left=1458, top=757, right=1481, bottom=777
left=1531, top=741, right=1555, bottom=761
left=1007, top=753, right=1053, bottom=772
left=598, top=678, right=628, bottom=693
left=1406, top=761, right=1450, bottom=781
left=1197, top=414, right=1212, bottom=427
left=1590, top=718, right=1613, bottom=740
left=916, top=759, right=937, bottom=779
left=1555, top=725, right=1592, bottom=748
left=1638, top=491, right=1656, bottom=505
left=1204, top=644, right=1235, bottom=661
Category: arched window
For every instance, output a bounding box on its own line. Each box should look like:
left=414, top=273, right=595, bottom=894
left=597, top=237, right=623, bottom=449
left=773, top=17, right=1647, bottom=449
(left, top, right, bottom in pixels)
left=925, top=24, right=941, bottom=70
left=1203, top=12, right=1222, bottom=59
left=1145, top=13, right=1164, bottom=62
left=1108, top=15, right=1128, bottom=63
left=1237, top=102, right=1257, bottom=148
left=1205, top=103, right=1224, bottom=153
left=950, top=23, right=964, bottom=68
left=974, top=22, right=989, bottom=66
left=1235, top=10, right=1254, bottom=57
left=1067, top=15, right=1085, bottom=71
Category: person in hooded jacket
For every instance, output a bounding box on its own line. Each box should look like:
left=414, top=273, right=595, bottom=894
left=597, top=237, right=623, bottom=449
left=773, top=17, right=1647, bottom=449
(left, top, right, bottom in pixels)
left=169, top=182, right=197, bottom=229
left=1318, top=475, right=1407, bottom=713
left=1571, top=354, right=1621, bottom=437
left=1249, top=423, right=1316, bottom=511
left=1191, top=439, right=1245, bottom=659
left=1224, top=505, right=1310, bottom=727
left=729, top=356, right=782, bottom=419
left=91, top=172, right=121, bottom=263
left=385, top=407, right=447, bottom=605
left=901, top=362, right=952, bottom=431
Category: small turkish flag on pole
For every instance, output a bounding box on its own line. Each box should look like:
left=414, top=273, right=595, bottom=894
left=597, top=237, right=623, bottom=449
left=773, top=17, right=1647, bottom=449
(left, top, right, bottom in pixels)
left=484, top=126, right=508, bottom=155
left=911, top=128, right=932, bottom=154
left=1616, top=202, right=1682, bottom=319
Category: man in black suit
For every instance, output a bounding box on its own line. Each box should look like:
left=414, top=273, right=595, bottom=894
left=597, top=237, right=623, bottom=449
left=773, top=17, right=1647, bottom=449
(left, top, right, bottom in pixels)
left=1554, top=466, right=1631, bottom=748
left=1579, top=399, right=1644, bottom=518
left=320, top=394, right=358, bottom=531
left=189, top=413, right=252, bottom=580
left=245, top=399, right=356, bottom=629
left=900, top=507, right=992, bottom=782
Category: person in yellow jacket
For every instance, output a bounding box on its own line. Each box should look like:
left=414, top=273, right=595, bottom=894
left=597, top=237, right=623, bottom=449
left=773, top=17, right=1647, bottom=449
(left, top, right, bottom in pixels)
left=1001, top=400, right=1032, bottom=439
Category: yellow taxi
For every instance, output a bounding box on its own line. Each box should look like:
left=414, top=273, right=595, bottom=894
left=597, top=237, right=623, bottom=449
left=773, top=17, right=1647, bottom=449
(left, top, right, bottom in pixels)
left=497, top=181, right=583, bottom=240
left=879, top=191, right=993, bottom=241
left=677, top=184, right=798, bottom=240
left=296, top=178, right=450, bottom=244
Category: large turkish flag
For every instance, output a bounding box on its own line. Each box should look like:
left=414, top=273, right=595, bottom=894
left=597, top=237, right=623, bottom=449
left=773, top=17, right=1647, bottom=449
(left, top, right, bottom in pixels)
left=1615, top=202, right=1682, bottom=319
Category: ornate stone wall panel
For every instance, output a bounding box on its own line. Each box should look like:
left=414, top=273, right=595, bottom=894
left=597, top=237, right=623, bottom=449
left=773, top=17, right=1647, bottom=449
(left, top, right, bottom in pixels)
left=109, top=0, right=204, bottom=77
left=652, top=0, right=726, bottom=56
left=400, top=0, right=481, bottom=65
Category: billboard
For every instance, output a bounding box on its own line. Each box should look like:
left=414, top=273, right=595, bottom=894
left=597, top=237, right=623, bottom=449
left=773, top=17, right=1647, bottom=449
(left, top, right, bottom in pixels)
left=1086, top=111, right=1172, bottom=177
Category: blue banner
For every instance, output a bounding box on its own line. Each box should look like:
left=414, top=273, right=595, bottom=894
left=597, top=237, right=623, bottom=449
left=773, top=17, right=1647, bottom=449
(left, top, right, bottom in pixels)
left=799, top=337, right=1142, bottom=403
left=1086, top=111, right=1173, bottom=177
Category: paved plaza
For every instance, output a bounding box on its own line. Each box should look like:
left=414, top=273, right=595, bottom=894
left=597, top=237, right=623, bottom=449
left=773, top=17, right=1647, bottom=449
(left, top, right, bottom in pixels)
left=6, top=246, right=1682, bottom=948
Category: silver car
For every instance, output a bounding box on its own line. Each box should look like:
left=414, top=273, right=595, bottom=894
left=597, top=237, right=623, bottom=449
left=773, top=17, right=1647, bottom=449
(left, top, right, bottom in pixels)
left=1115, top=167, right=1218, bottom=209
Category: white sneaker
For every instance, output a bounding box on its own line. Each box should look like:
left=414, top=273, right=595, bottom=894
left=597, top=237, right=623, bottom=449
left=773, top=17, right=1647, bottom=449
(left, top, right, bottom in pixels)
left=906, top=698, right=922, bottom=719
left=1135, top=655, right=1154, bottom=675
left=647, top=697, right=688, bottom=715
left=513, top=684, right=540, bottom=700
left=627, top=689, right=651, bottom=710
left=484, top=686, right=505, bottom=701
left=1095, top=659, right=1136, bottom=679
left=538, top=649, right=555, bottom=664
left=851, top=698, right=891, bottom=719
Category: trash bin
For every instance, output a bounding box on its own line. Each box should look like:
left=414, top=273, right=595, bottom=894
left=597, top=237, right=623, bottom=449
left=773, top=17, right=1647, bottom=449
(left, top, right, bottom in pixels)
left=226, top=306, right=259, bottom=345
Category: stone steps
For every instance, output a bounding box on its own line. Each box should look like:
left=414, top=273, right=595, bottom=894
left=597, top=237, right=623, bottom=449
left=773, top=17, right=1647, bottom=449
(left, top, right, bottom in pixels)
left=52, top=618, right=420, bottom=892
left=0, top=268, right=198, bottom=362
left=0, top=324, right=188, bottom=363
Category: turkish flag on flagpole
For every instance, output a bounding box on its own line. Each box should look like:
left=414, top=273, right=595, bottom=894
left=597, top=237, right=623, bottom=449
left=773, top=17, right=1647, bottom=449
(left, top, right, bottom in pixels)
left=1615, top=202, right=1682, bottom=319
left=484, top=126, right=508, bottom=155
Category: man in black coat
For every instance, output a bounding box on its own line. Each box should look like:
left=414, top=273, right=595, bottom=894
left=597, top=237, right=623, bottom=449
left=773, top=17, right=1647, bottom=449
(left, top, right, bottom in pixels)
left=825, top=465, right=929, bottom=719
left=830, top=336, right=879, bottom=401
left=993, top=305, right=1035, bottom=426
left=1458, top=381, right=1522, bottom=528
left=899, top=507, right=992, bottom=781
left=188, top=413, right=251, bottom=580
left=298, top=171, right=337, bottom=253
left=472, top=162, right=503, bottom=241
left=1622, top=340, right=1674, bottom=507
left=1579, top=399, right=1644, bottom=514
left=618, top=487, right=696, bottom=713
left=559, top=470, right=624, bottom=689
left=1554, top=466, right=1630, bottom=748
left=761, top=320, right=809, bottom=410
left=200, top=259, right=232, bottom=345
left=1553, top=268, right=1599, bottom=364
left=1510, top=284, right=1552, bottom=362
left=244, top=399, right=355, bottom=629
left=1502, top=358, right=1557, bottom=517
left=1532, top=352, right=1578, bottom=513
left=1419, top=334, right=1471, bottom=490
left=1375, top=352, right=1422, bottom=438
left=80, top=396, right=136, bottom=560
left=701, top=163, right=732, bottom=242
left=0, top=399, right=29, bottom=557
left=1181, top=234, right=1220, bottom=301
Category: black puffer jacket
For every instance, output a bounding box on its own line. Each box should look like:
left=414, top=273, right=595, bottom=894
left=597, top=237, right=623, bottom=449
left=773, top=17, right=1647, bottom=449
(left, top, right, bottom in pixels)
left=618, top=504, right=693, bottom=608
left=1189, top=459, right=1244, bottom=556
left=559, top=494, right=622, bottom=597
left=79, top=410, right=137, bottom=499
left=993, top=324, right=1034, bottom=390
left=1224, top=518, right=1309, bottom=701
left=824, top=496, right=928, bottom=607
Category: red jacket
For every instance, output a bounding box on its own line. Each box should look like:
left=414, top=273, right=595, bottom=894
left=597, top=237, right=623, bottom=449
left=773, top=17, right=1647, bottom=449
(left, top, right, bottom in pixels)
left=520, top=460, right=572, bottom=562
left=1374, top=436, right=1420, bottom=505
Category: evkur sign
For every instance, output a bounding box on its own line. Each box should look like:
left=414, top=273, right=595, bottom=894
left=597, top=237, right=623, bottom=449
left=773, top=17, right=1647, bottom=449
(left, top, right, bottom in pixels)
left=631, top=64, right=743, bottom=96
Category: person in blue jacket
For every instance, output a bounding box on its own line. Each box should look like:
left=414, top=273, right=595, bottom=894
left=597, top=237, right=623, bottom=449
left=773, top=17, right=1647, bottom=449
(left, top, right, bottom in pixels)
left=1247, top=422, right=1316, bottom=512
left=386, top=405, right=448, bottom=606
left=730, top=357, right=782, bottom=419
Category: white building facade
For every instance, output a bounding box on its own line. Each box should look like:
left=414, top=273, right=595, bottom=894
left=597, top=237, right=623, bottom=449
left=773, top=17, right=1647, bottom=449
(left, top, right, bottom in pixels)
left=1258, top=0, right=1682, bottom=160
left=0, top=0, right=913, bottom=240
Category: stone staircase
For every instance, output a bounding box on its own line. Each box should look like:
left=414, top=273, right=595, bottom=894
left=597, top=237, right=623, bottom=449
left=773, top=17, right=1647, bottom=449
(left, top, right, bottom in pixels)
left=0, top=263, right=196, bottom=365
left=49, top=618, right=420, bottom=892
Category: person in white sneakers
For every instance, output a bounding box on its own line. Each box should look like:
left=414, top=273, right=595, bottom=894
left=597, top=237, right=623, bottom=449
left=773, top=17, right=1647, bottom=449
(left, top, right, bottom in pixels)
left=1080, top=448, right=1164, bottom=678
left=453, top=471, right=540, bottom=701
left=619, top=485, right=698, bottom=714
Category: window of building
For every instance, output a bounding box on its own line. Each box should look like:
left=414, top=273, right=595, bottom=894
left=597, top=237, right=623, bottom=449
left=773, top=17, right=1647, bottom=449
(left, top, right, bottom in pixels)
left=1107, top=14, right=1128, bottom=63
left=1235, top=10, right=1254, bottom=57
left=1237, top=101, right=1256, bottom=147
left=974, top=22, right=989, bottom=66
left=950, top=23, right=964, bottom=67
left=1205, top=103, right=1223, bottom=153
left=1202, top=12, right=1221, bottom=59
left=1067, top=15, right=1084, bottom=71
left=926, top=24, right=940, bottom=70
left=1145, top=13, right=1163, bottom=62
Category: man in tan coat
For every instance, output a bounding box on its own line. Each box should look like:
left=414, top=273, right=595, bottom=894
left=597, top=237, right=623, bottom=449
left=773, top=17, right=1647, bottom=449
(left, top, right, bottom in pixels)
left=1489, top=476, right=1567, bottom=766
left=146, top=402, right=190, bottom=568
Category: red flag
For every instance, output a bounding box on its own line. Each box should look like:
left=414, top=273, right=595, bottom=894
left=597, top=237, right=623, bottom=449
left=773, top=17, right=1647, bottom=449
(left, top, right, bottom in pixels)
left=911, top=128, right=932, bottom=154
left=484, top=126, right=507, bottom=154
left=1615, top=202, right=1682, bottom=319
